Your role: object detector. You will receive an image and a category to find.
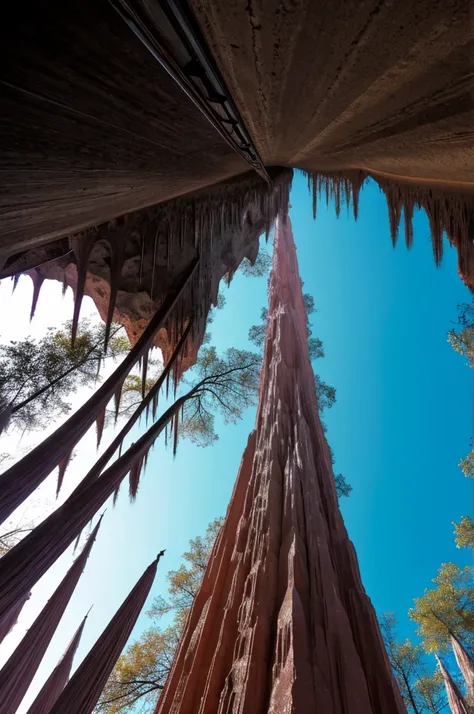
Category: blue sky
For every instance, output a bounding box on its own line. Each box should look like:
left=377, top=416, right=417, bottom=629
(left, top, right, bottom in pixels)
left=1, top=171, right=473, bottom=710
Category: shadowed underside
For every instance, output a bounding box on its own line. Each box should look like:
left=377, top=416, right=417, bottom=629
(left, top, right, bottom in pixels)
left=0, top=0, right=473, bottom=352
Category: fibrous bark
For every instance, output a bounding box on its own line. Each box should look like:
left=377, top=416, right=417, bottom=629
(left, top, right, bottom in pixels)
left=25, top=614, right=87, bottom=714
left=0, top=589, right=30, bottom=646
left=155, top=214, right=405, bottom=714
left=0, top=520, right=100, bottom=714
left=49, top=557, right=160, bottom=714
left=436, top=655, right=471, bottom=714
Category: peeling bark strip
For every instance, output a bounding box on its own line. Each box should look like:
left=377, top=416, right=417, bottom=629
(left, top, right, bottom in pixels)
left=25, top=614, right=87, bottom=714
left=0, top=258, right=198, bottom=526
left=0, top=521, right=100, bottom=714
left=0, top=396, right=181, bottom=619
left=0, top=589, right=30, bottom=646
left=436, top=655, right=470, bottom=714
left=156, top=215, right=405, bottom=714
left=49, top=557, right=160, bottom=714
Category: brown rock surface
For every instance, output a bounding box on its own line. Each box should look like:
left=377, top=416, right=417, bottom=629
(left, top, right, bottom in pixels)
left=2, top=170, right=291, bottom=368
left=192, top=0, right=474, bottom=183
left=155, top=214, right=405, bottom=714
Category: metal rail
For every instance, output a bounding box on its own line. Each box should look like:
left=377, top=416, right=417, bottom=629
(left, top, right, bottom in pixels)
left=108, top=0, right=270, bottom=183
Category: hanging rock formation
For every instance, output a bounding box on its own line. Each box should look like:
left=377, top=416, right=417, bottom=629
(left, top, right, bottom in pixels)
left=0, top=0, right=473, bottom=329
left=155, top=214, right=405, bottom=714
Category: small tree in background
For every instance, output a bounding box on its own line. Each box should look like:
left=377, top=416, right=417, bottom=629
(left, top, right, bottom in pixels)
left=459, top=446, right=474, bottom=478
left=448, top=300, right=474, bottom=367
left=239, top=249, right=272, bottom=278
left=380, top=613, right=447, bottom=714
left=453, top=516, right=474, bottom=551
left=95, top=519, right=223, bottom=714
left=0, top=319, right=129, bottom=434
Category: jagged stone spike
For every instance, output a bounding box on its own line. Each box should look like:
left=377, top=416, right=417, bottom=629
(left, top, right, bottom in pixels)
left=70, top=233, right=97, bottom=345
left=11, top=274, right=20, bottom=294
left=56, top=450, right=73, bottom=498
left=95, top=406, right=106, bottom=450
left=28, top=270, right=45, bottom=321
left=128, top=455, right=144, bottom=501
left=104, top=236, right=126, bottom=353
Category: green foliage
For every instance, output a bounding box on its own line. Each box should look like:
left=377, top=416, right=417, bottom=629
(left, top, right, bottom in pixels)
left=314, top=374, right=336, bottom=410
left=454, top=516, right=474, bottom=550
left=0, top=319, right=128, bottom=432
left=459, top=447, right=474, bottom=478
left=308, top=337, right=324, bottom=361
left=334, top=473, right=352, bottom=499
left=380, top=612, right=447, bottom=713
left=247, top=293, right=349, bottom=499
left=448, top=300, right=474, bottom=367
left=409, top=562, right=474, bottom=653
left=179, top=347, right=260, bottom=447
left=96, top=519, right=222, bottom=714
left=239, top=249, right=272, bottom=278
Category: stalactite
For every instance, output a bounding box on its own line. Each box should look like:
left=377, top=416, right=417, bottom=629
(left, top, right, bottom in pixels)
left=0, top=590, right=30, bottom=646
left=56, top=450, right=73, bottom=498
left=129, top=455, right=144, bottom=501
left=305, top=170, right=474, bottom=271
left=0, top=258, right=199, bottom=526
left=80, top=320, right=193, bottom=490
left=0, top=396, right=183, bottom=618
left=114, top=379, right=125, bottom=423
left=104, top=235, right=127, bottom=352
left=69, top=232, right=99, bottom=344
left=25, top=613, right=87, bottom=714
left=48, top=556, right=161, bottom=714
left=95, top=406, right=106, bottom=449
left=0, top=520, right=100, bottom=714
left=11, top=274, right=20, bottom=294
left=27, top=269, right=45, bottom=321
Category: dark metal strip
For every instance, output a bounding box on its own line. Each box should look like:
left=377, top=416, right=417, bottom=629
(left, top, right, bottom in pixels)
left=108, top=0, right=270, bottom=183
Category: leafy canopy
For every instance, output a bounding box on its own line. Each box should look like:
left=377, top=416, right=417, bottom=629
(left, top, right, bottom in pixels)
left=178, top=347, right=260, bottom=447
left=0, top=319, right=128, bottom=432
left=239, top=249, right=272, bottom=278
left=409, top=562, right=474, bottom=653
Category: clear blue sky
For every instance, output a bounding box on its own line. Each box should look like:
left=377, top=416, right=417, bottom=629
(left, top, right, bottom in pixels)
left=2, top=171, right=473, bottom=710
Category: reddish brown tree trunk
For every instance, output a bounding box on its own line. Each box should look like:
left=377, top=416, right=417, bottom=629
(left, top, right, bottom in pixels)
left=156, top=215, right=405, bottom=714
